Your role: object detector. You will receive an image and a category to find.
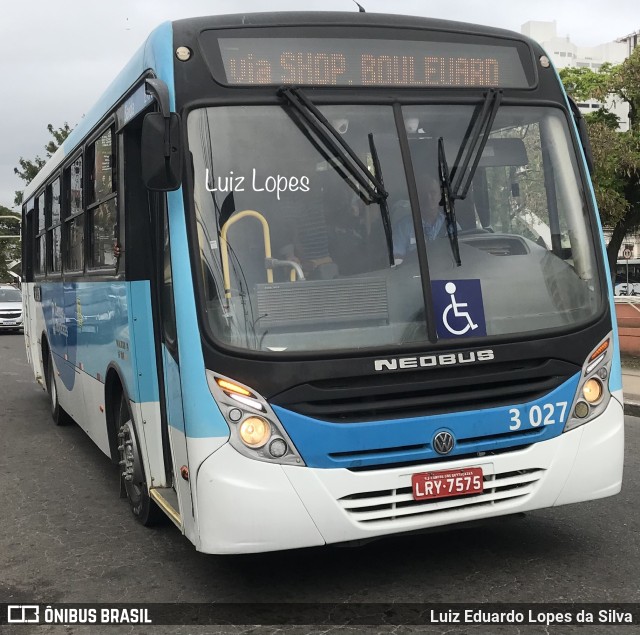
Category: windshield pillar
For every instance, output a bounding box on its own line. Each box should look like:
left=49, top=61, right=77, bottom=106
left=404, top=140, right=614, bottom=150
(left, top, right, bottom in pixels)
left=393, top=103, right=438, bottom=343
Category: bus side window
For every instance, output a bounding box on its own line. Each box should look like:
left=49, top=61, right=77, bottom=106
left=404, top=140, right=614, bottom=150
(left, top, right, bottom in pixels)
left=87, top=127, right=117, bottom=270
left=47, top=178, right=62, bottom=274
left=63, top=155, right=85, bottom=273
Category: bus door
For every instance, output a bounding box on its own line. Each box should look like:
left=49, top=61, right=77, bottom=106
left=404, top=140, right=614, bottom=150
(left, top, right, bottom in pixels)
left=121, top=108, right=192, bottom=536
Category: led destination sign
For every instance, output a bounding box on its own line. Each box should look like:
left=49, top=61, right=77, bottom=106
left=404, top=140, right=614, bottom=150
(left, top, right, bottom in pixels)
left=215, top=37, right=532, bottom=88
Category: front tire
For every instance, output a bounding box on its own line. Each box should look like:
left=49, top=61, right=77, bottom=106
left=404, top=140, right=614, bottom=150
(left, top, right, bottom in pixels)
left=116, top=394, right=162, bottom=526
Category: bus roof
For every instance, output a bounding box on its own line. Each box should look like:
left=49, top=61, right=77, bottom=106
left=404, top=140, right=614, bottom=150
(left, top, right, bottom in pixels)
left=172, top=11, right=532, bottom=43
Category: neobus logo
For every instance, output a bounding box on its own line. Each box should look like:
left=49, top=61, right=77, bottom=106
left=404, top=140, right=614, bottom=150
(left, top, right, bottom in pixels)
left=374, top=349, right=495, bottom=372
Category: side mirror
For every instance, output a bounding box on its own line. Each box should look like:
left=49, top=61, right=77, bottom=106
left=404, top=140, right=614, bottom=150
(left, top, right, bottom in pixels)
left=141, top=112, right=182, bottom=191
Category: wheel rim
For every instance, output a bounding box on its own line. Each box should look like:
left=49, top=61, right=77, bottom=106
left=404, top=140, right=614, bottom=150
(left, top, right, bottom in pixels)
left=118, top=419, right=145, bottom=506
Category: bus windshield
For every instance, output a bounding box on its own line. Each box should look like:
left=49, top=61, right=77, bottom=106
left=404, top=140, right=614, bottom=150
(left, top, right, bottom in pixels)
left=189, top=103, right=601, bottom=353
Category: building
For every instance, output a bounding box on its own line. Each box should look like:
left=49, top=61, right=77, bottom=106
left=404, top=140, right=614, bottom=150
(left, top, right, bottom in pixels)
left=618, top=29, right=640, bottom=56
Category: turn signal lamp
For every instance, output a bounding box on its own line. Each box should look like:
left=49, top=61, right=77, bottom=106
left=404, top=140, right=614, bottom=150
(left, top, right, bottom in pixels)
left=239, top=416, right=271, bottom=448
left=586, top=339, right=610, bottom=374
left=589, top=339, right=609, bottom=361
left=582, top=378, right=603, bottom=403
left=216, top=378, right=253, bottom=397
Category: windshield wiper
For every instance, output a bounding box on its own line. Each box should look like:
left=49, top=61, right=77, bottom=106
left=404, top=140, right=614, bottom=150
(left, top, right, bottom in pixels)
left=438, top=89, right=503, bottom=267
left=449, top=88, right=503, bottom=200
left=279, top=86, right=387, bottom=205
left=279, top=86, right=394, bottom=266
left=368, top=132, right=394, bottom=266
left=438, top=137, right=461, bottom=266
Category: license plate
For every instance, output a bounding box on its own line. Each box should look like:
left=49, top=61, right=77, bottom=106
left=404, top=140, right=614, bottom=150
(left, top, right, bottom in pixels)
left=1, top=320, right=17, bottom=325
left=411, top=467, right=484, bottom=501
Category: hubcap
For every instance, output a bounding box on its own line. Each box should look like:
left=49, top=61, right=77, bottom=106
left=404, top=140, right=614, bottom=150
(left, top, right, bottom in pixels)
left=118, top=420, right=145, bottom=505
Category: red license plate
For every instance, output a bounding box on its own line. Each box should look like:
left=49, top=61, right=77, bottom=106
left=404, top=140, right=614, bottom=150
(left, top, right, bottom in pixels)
left=411, top=467, right=484, bottom=501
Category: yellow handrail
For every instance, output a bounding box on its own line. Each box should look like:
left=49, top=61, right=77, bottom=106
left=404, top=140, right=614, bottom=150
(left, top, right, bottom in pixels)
left=220, top=210, right=273, bottom=300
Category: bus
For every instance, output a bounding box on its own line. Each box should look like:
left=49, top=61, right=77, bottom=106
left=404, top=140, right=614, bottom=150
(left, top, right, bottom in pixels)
left=615, top=258, right=640, bottom=295
left=21, top=12, right=623, bottom=554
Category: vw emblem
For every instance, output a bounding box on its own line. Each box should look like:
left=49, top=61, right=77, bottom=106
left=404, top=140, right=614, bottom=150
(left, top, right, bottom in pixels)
left=433, top=430, right=455, bottom=455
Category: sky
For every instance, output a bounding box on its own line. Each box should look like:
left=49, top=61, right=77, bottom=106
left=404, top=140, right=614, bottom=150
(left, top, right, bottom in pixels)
left=1, top=0, right=638, bottom=210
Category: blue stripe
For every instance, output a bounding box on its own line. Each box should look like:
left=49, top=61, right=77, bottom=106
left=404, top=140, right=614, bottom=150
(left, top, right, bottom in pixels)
left=274, top=373, right=581, bottom=469
left=39, top=280, right=159, bottom=404
left=167, top=188, right=230, bottom=439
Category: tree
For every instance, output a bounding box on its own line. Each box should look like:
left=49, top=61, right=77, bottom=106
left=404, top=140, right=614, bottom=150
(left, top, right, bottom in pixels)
left=559, top=49, right=640, bottom=276
left=0, top=205, right=21, bottom=282
left=14, top=122, right=73, bottom=206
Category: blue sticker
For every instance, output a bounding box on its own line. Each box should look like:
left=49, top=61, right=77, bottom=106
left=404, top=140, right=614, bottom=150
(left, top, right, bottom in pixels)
left=432, top=279, right=486, bottom=339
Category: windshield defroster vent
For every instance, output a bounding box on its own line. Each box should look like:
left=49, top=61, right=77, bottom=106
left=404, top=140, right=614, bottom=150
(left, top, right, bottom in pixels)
left=256, top=277, right=388, bottom=329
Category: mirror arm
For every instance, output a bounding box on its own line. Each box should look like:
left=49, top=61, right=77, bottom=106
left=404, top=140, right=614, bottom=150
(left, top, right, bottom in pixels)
left=145, top=79, right=172, bottom=157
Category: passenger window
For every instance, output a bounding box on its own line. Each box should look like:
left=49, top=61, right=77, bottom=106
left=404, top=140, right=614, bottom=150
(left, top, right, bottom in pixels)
left=63, top=156, right=84, bottom=272
left=88, top=127, right=117, bottom=269
left=47, top=179, right=62, bottom=273
left=35, top=192, right=46, bottom=276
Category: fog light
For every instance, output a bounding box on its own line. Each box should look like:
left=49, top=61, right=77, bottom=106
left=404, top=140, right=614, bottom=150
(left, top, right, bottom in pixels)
left=583, top=378, right=603, bottom=403
left=239, top=416, right=271, bottom=448
left=269, top=438, right=287, bottom=458
left=574, top=401, right=590, bottom=419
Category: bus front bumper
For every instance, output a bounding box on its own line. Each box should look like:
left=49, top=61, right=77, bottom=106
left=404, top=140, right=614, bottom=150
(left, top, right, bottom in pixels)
left=195, top=398, right=623, bottom=554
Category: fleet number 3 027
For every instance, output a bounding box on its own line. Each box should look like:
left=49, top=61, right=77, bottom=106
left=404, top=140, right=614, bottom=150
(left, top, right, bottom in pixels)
left=508, top=402, right=568, bottom=430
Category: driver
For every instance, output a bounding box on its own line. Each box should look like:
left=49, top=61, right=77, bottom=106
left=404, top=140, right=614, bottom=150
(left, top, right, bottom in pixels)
left=392, top=174, right=448, bottom=260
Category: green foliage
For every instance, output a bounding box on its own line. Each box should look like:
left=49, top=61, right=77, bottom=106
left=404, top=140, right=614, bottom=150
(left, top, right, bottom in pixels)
left=45, top=122, right=73, bottom=157
left=559, top=65, right=613, bottom=103
left=14, top=122, right=73, bottom=206
left=560, top=46, right=640, bottom=272
left=586, top=108, right=620, bottom=129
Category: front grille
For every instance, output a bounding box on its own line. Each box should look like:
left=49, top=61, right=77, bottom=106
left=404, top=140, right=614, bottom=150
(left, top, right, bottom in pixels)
left=0, top=311, right=21, bottom=319
left=271, top=358, right=578, bottom=422
left=338, top=468, right=544, bottom=524
left=331, top=429, right=543, bottom=465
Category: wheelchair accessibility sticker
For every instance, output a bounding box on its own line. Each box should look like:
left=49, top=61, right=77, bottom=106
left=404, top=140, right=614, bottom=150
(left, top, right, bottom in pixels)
left=432, top=279, right=486, bottom=339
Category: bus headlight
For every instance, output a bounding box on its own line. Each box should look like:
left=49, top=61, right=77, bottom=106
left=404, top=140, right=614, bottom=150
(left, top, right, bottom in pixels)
left=564, top=335, right=613, bottom=432
left=206, top=370, right=304, bottom=466
left=582, top=378, right=603, bottom=404
left=239, top=416, right=271, bottom=448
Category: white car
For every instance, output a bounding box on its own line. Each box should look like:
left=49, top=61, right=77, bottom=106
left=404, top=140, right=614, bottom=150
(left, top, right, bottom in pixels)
left=0, top=285, right=23, bottom=332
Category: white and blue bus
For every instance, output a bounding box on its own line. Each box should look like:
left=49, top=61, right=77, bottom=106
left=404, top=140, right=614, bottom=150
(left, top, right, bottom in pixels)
left=615, top=258, right=640, bottom=295
left=22, top=12, right=623, bottom=553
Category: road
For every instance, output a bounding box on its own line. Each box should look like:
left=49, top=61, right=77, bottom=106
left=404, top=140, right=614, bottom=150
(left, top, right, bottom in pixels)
left=0, top=333, right=638, bottom=635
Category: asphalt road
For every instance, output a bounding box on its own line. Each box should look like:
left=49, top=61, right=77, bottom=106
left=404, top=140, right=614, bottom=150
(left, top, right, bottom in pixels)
left=0, top=332, right=638, bottom=635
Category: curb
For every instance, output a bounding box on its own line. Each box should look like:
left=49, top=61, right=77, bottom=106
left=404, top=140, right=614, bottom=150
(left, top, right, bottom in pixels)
left=624, top=401, right=640, bottom=417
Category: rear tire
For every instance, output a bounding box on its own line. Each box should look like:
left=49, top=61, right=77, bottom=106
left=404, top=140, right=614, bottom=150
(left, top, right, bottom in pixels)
left=116, top=393, right=163, bottom=526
